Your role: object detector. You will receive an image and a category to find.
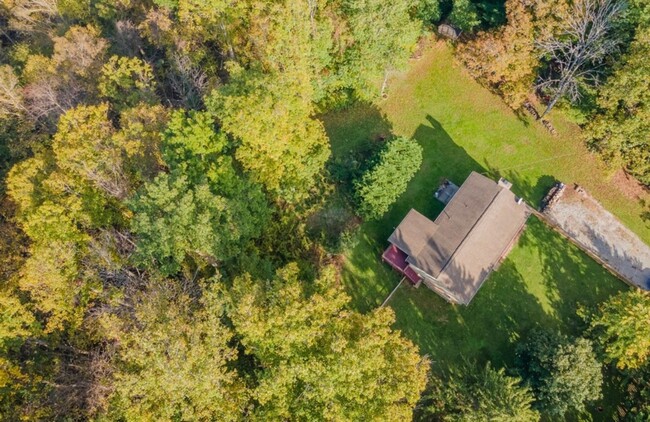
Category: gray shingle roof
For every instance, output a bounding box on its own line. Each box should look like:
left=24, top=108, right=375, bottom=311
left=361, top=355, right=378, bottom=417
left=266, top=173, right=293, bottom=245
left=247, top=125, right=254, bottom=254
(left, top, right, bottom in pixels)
left=387, top=171, right=529, bottom=304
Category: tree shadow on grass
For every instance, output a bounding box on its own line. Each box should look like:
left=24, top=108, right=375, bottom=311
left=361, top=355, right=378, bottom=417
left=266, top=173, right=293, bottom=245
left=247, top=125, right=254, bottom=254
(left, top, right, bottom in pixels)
left=483, top=158, right=558, bottom=207
left=390, top=257, right=551, bottom=371
left=518, top=217, right=625, bottom=335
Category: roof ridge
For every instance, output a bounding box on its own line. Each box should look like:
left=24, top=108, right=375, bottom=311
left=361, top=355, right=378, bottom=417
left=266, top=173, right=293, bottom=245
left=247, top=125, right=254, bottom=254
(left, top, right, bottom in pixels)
left=432, top=171, right=483, bottom=226
left=435, top=185, right=505, bottom=277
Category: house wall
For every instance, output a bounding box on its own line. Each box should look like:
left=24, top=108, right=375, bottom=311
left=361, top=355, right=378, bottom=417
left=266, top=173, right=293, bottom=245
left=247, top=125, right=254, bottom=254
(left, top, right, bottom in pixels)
left=409, top=265, right=461, bottom=304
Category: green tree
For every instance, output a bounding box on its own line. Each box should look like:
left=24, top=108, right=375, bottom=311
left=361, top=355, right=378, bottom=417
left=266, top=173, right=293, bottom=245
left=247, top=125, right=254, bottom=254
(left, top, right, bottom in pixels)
left=588, top=290, right=650, bottom=370
left=98, top=56, right=157, bottom=110
left=229, top=263, right=428, bottom=420
left=354, top=137, right=423, bottom=220
left=415, top=0, right=442, bottom=24
left=52, top=103, right=130, bottom=199
left=420, top=361, right=540, bottom=421
left=129, top=172, right=268, bottom=275
left=586, top=27, right=650, bottom=186
left=448, top=0, right=481, bottom=32
left=516, top=330, right=603, bottom=416
left=113, top=104, right=169, bottom=184
left=160, top=109, right=228, bottom=183
left=208, top=67, right=330, bottom=202
left=129, top=108, right=269, bottom=274
left=335, top=0, right=421, bottom=101
left=106, top=280, right=248, bottom=421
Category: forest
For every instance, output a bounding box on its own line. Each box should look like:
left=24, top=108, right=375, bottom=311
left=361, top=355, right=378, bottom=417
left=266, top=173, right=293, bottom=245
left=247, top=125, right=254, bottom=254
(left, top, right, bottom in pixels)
left=0, top=0, right=649, bottom=420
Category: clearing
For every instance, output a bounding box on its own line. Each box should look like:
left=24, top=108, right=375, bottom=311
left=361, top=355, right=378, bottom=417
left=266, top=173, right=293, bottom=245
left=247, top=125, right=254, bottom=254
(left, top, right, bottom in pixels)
left=322, top=39, right=648, bottom=418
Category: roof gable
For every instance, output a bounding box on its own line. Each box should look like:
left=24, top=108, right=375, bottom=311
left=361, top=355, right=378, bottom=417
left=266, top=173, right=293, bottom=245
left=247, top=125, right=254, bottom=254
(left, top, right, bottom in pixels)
left=387, top=209, right=438, bottom=257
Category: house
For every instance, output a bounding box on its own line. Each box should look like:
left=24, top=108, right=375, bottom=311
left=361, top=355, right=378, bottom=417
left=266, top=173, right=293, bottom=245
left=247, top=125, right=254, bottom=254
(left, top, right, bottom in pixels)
left=382, top=172, right=529, bottom=305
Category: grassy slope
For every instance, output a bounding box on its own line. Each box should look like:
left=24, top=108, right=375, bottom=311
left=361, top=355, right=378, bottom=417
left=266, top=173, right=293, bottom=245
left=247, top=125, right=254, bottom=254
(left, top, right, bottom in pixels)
left=322, top=40, right=644, bottom=417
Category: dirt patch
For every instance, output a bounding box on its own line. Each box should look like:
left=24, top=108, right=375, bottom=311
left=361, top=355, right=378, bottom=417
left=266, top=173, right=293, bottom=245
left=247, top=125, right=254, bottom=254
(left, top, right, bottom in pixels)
left=610, top=169, right=648, bottom=201
left=543, top=184, right=650, bottom=290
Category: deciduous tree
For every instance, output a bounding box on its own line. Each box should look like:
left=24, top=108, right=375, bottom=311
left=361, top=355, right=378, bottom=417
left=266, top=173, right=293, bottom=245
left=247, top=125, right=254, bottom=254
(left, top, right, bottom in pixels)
left=208, top=67, right=330, bottom=202
left=106, top=280, right=248, bottom=421
left=98, top=56, right=157, bottom=110
left=585, top=27, right=650, bottom=186
left=335, top=0, right=421, bottom=101
left=588, top=290, right=650, bottom=370
left=537, top=0, right=624, bottom=117
left=129, top=172, right=268, bottom=275
left=458, top=0, right=537, bottom=108
left=229, top=263, right=428, bottom=420
left=449, top=0, right=481, bottom=31
left=419, top=361, right=540, bottom=421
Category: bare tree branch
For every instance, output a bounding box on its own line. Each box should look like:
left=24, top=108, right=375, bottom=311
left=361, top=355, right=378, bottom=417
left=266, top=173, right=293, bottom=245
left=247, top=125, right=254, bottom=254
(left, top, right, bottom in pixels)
left=536, top=0, right=624, bottom=117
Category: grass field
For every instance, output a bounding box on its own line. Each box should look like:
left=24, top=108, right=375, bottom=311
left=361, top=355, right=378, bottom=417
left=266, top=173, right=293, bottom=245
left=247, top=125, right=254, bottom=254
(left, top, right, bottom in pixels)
left=321, top=40, right=645, bottom=418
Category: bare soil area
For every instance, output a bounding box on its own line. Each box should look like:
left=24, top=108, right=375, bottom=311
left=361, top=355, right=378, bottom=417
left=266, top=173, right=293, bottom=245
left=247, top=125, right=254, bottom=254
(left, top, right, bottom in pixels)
left=544, top=185, right=650, bottom=289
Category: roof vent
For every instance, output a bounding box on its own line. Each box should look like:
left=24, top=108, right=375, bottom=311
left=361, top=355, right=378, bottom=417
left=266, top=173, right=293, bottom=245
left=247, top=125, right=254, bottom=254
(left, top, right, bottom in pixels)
left=498, top=178, right=512, bottom=190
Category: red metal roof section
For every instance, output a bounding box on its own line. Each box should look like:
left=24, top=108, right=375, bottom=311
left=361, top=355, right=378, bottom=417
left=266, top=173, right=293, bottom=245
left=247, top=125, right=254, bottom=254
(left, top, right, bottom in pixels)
left=382, top=245, right=421, bottom=284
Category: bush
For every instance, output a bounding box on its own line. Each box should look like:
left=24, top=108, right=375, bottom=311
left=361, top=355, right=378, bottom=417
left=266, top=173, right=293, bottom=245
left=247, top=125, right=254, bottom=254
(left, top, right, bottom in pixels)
left=354, top=137, right=423, bottom=220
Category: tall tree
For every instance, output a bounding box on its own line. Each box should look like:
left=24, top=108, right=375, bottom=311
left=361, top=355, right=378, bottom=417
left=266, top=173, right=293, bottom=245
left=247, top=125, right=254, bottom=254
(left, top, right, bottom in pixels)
left=129, top=173, right=268, bottom=275
left=22, top=25, right=108, bottom=123
left=587, top=290, right=650, bottom=370
left=458, top=0, right=537, bottom=108
left=52, top=103, right=129, bottom=199
left=419, top=361, right=540, bottom=421
left=335, top=0, right=421, bottom=101
left=208, top=67, right=330, bottom=202
left=448, top=0, right=481, bottom=32
left=516, top=330, right=603, bottom=416
left=354, top=136, right=423, bottom=220
left=130, top=110, right=269, bottom=274
left=229, top=263, right=429, bottom=420
left=585, top=26, right=650, bottom=186
left=537, top=0, right=624, bottom=117
left=98, top=56, right=157, bottom=111
left=105, top=280, right=248, bottom=421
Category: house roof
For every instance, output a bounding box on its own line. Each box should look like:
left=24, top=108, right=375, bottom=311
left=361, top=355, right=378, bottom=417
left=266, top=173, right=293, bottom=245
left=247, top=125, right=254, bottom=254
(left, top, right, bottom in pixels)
left=388, top=209, right=439, bottom=258
left=388, top=171, right=529, bottom=304
left=408, top=172, right=502, bottom=278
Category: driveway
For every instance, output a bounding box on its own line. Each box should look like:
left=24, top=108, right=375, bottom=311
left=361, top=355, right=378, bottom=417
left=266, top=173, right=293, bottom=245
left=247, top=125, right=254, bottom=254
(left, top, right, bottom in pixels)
left=542, top=184, right=650, bottom=290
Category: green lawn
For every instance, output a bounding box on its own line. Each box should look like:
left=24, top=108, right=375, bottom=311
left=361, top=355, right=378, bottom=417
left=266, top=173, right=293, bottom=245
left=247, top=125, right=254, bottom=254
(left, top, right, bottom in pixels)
left=321, top=40, right=645, bottom=418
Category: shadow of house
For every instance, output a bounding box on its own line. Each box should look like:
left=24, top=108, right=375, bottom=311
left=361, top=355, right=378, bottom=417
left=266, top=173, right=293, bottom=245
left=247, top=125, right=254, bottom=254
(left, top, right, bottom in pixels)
left=390, top=257, right=554, bottom=369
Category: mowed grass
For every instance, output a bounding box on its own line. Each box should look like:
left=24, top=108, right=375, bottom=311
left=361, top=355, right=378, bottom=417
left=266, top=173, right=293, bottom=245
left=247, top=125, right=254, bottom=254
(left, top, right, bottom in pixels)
left=321, top=40, right=642, bottom=417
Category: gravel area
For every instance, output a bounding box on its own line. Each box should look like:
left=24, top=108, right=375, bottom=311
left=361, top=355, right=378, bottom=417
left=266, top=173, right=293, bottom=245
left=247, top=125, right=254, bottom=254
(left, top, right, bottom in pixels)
left=544, top=185, right=650, bottom=290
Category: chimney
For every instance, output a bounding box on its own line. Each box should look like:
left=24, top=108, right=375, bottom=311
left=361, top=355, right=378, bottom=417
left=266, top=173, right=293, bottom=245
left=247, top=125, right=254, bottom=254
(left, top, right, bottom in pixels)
left=498, top=177, right=512, bottom=190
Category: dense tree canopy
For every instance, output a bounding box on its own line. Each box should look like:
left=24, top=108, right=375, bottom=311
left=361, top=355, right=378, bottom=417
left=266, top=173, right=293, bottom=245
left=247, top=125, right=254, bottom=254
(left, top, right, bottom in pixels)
left=106, top=281, right=248, bottom=421
left=1, top=0, right=649, bottom=419
left=419, top=361, right=540, bottom=421
left=229, top=264, right=429, bottom=420
left=586, top=26, right=650, bottom=185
